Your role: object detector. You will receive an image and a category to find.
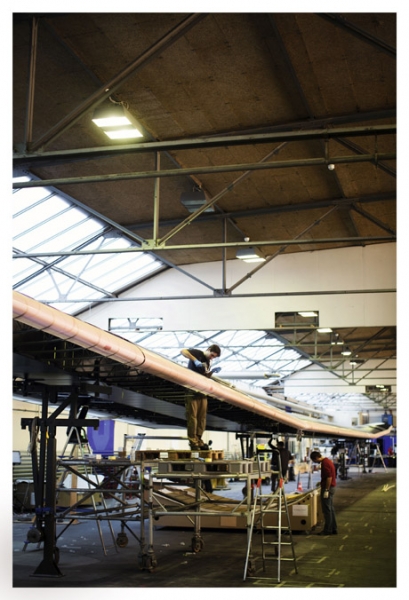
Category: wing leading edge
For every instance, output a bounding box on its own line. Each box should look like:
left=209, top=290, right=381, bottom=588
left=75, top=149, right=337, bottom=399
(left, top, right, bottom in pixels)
left=13, top=291, right=392, bottom=440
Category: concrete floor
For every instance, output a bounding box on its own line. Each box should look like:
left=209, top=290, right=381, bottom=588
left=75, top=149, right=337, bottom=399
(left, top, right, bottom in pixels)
left=11, top=466, right=397, bottom=592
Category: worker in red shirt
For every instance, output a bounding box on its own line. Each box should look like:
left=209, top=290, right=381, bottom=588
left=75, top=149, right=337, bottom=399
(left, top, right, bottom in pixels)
left=310, top=451, right=338, bottom=535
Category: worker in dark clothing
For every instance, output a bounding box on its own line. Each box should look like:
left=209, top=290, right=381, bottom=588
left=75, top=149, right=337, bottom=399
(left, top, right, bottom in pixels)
left=180, top=344, right=221, bottom=450
left=268, top=438, right=293, bottom=492
left=310, top=450, right=338, bottom=535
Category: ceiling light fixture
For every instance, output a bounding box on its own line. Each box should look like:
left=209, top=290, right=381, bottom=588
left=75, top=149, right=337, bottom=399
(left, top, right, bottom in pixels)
left=298, top=311, right=318, bottom=317
left=317, top=327, right=333, bottom=333
left=350, top=358, right=364, bottom=366
left=236, top=246, right=266, bottom=263
left=92, top=100, right=144, bottom=140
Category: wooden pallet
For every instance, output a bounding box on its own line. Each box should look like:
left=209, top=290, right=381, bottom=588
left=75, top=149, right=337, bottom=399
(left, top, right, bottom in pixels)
left=133, top=449, right=224, bottom=461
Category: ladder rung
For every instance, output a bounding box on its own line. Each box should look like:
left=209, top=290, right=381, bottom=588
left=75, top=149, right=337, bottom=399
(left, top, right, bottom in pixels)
left=244, top=484, right=297, bottom=582
left=261, top=557, right=297, bottom=562
left=262, top=541, right=293, bottom=546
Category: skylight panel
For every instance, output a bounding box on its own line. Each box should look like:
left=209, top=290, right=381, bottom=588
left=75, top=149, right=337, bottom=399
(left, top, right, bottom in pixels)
left=13, top=185, right=55, bottom=212
left=13, top=199, right=70, bottom=240
left=12, top=257, right=42, bottom=284
left=13, top=177, right=164, bottom=314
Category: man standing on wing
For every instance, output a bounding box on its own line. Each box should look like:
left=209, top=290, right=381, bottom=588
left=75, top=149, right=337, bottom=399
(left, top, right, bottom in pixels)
left=180, top=344, right=221, bottom=450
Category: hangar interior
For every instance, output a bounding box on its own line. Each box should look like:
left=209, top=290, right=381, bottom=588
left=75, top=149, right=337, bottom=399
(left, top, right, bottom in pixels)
left=11, top=11, right=397, bottom=590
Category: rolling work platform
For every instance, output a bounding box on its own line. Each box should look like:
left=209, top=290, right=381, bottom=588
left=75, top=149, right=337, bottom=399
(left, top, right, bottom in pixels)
left=21, top=440, right=277, bottom=576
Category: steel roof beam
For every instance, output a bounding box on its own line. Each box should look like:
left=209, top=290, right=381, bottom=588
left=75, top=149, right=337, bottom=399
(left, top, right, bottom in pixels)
left=317, top=13, right=396, bottom=58
left=14, top=124, right=396, bottom=166
left=125, top=193, right=395, bottom=230
left=13, top=152, right=396, bottom=192
left=13, top=235, right=395, bottom=259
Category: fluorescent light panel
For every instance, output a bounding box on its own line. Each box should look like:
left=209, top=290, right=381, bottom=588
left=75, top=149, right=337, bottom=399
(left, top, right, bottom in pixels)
left=105, top=128, right=143, bottom=140
left=92, top=104, right=143, bottom=140
left=236, top=247, right=266, bottom=263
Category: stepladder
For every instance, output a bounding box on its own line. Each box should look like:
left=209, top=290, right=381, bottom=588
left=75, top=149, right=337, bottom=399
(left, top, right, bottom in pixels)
left=244, top=476, right=298, bottom=583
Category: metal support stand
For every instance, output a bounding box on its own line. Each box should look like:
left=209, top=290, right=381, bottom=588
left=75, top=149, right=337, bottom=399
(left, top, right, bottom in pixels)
left=20, top=386, right=99, bottom=577
left=31, top=419, right=62, bottom=577
left=138, top=466, right=157, bottom=571
left=59, top=426, right=119, bottom=555
left=236, top=432, right=255, bottom=459
left=191, top=478, right=204, bottom=553
left=369, top=443, right=388, bottom=472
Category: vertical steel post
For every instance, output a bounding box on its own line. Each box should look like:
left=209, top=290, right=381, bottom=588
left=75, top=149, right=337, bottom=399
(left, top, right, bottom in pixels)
left=153, top=152, right=160, bottom=243
left=32, top=421, right=62, bottom=577
left=24, top=17, right=39, bottom=148
left=222, top=218, right=227, bottom=293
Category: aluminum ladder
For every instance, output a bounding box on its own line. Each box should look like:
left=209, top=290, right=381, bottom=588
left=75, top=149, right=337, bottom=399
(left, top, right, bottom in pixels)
left=244, top=453, right=298, bottom=582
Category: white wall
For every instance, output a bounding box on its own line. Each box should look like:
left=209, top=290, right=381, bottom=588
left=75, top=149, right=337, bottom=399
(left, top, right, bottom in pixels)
left=80, top=243, right=396, bottom=332
left=284, top=359, right=396, bottom=396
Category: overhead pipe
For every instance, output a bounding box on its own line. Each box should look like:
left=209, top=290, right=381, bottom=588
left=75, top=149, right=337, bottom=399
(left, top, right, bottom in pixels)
left=13, top=290, right=392, bottom=440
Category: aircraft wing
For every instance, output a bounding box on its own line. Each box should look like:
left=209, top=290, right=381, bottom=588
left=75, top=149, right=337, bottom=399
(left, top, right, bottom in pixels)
left=13, top=291, right=392, bottom=440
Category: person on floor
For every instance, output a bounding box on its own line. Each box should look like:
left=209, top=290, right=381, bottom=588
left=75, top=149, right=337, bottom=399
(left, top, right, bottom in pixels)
left=310, top=450, right=338, bottom=535
left=180, top=344, right=221, bottom=450
left=268, top=438, right=293, bottom=492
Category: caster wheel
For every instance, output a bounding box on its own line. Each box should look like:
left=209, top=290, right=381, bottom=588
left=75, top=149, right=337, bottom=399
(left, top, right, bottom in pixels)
left=191, top=537, right=204, bottom=553
left=116, top=533, right=129, bottom=547
left=27, top=527, right=42, bottom=543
